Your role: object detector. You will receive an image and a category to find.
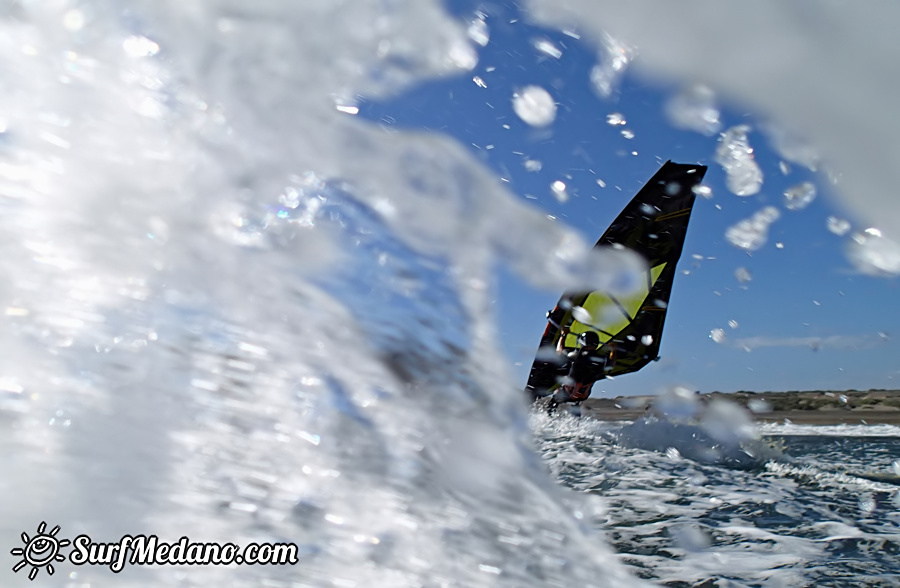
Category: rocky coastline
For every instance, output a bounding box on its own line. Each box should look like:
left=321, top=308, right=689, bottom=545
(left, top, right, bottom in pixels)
left=582, top=389, right=900, bottom=425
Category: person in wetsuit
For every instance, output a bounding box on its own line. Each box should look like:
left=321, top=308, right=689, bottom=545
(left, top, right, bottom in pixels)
left=547, top=331, right=615, bottom=414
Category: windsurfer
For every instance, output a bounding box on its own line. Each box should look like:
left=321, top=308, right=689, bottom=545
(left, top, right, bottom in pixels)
left=547, top=331, right=616, bottom=414
left=525, top=162, right=707, bottom=408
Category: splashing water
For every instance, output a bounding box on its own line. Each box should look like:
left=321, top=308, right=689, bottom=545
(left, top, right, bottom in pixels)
left=468, top=16, right=490, bottom=47
left=512, top=85, right=558, bottom=127
left=715, top=125, right=764, bottom=196
left=764, top=124, right=821, bottom=171
left=590, top=32, right=634, bottom=98
left=615, top=388, right=775, bottom=469
left=551, top=179, right=570, bottom=202
left=846, top=228, right=900, bottom=277
left=692, top=184, right=713, bottom=199
left=665, top=84, right=722, bottom=136
left=783, top=181, right=817, bottom=210
left=710, top=328, right=727, bottom=344
left=523, top=158, right=542, bottom=172
left=533, top=37, right=563, bottom=59
left=725, top=206, right=781, bottom=251
left=735, top=266, right=753, bottom=284
left=828, top=215, right=852, bottom=236
left=0, top=2, right=648, bottom=586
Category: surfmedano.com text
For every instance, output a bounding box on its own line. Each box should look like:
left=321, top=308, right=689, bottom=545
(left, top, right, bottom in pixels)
left=70, top=534, right=298, bottom=572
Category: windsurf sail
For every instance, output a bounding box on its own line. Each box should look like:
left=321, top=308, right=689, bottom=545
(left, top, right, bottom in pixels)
left=526, top=161, right=707, bottom=400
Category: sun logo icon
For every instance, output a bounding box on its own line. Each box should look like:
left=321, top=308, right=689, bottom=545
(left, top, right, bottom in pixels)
left=10, top=522, right=70, bottom=581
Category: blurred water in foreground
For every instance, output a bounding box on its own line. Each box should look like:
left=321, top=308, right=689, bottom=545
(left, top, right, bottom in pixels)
left=0, top=1, right=641, bottom=586
left=1, top=1, right=899, bottom=587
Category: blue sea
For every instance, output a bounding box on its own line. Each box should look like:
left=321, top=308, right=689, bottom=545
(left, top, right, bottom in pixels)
left=536, top=412, right=900, bottom=587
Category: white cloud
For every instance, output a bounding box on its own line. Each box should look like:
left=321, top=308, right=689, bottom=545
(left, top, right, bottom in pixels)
left=731, top=334, right=889, bottom=352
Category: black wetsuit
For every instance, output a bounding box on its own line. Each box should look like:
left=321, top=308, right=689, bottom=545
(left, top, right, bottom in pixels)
left=547, top=348, right=613, bottom=413
left=567, top=347, right=608, bottom=385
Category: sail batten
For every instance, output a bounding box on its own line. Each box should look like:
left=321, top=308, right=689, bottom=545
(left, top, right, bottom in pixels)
left=526, top=161, right=708, bottom=400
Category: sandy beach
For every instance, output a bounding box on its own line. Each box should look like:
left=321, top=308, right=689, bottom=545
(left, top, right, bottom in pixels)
left=581, top=389, right=900, bottom=425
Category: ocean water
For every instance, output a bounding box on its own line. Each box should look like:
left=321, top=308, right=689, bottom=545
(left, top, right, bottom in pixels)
left=0, top=1, right=898, bottom=588
left=537, top=412, right=900, bottom=587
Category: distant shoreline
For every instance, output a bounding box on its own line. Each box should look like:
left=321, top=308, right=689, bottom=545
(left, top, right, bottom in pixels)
left=582, top=389, right=900, bottom=425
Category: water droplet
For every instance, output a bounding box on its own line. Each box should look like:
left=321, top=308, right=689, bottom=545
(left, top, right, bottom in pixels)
left=748, top=399, right=771, bottom=413
left=827, top=216, right=851, bottom=236
left=606, top=112, right=626, bottom=126
left=765, top=125, right=820, bottom=171
left=533, top=38, right=562, bottom=59
left=473, top=76, right=487, bottom=89
left=728, top=320, right=739, bottom=329
left=665, top=84, right=721, bottom=136
left=63, top=9, right=86, bottom=31
left=448, top=40, right=477, bottom=70
left=670, top=523, right=710, bottom=552
left=596, top=178, right=606, bottom=188
left=571, top=306, right=592, bottom=325
left=123, top=35, right=160, bottom=58
left=715, top=125, right=763, bottom=196
left=692, top=184, right=713, bottom=199
left=725, top=206, right=780, bottom=251
left=590, top=33, right=633, bottom=98
left=512, top=86, right=556, bottom=127
left=845, top=229, right=900, bottom=276
left=467, top=18, right=489, bottom=47
left=621, top=129, right=635, bottom=139
left=523, top=159, right=542, bottom=172
left=735, top=267, right=752, bottom=284
left=641, top=334, right=653, bottom=345
left=551, top=180, right=568, bottom=202
left=859, top=495, right=875, bottom=514
left=710, top=328, right=727, bottom=344
left=783, top=181, right=817, bottom=210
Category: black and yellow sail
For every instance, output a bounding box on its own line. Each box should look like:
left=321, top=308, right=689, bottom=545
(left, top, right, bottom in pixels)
left=526, top=161, right=707, bottom=400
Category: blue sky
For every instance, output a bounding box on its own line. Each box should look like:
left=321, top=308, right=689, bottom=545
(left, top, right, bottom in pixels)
left=359, top=0, right=900, bottom=395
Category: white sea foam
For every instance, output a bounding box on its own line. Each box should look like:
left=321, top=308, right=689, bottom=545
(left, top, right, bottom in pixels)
left=534, top=404, right=900, bottom=586
left=758, top=422, right=900, bottom=437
